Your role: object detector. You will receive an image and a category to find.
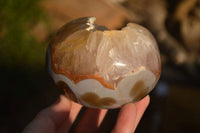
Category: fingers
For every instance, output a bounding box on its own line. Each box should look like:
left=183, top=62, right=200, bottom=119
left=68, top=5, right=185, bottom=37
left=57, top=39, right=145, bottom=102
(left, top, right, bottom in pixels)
left=112, top=95, right=150, bottom=133
left=69, top=101, right=83, bottom=122
left=22, top=95, right=77, bottom=133
left=56, top=101, right=82, bottom=133
left=74, top=108, right=108, bottom=133
left=23, top=95, right=150, bottom=133
left=111, top=103, right=137, bottom=133
left=133, top=95, right=150, bottom=131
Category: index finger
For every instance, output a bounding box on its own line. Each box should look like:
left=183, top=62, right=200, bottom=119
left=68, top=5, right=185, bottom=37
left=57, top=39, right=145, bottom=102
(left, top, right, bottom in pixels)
left=111, top=95, right=150, bottom=133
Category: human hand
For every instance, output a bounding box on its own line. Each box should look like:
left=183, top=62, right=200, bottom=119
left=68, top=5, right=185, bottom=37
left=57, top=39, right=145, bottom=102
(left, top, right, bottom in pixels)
left=22, top=95, right=149, bottom=133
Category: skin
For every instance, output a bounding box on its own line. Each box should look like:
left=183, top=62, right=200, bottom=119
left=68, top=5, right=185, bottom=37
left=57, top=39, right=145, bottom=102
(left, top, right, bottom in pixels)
left=22, top=95, right=150, bottom=133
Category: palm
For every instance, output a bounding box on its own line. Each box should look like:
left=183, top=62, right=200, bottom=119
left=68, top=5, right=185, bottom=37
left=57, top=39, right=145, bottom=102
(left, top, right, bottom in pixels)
left=23, top=95, right=149, bottom=133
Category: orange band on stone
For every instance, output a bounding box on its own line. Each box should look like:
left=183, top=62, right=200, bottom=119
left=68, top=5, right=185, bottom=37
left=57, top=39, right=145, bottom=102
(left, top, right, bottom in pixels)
left=51, top=60, right=114, bottom=90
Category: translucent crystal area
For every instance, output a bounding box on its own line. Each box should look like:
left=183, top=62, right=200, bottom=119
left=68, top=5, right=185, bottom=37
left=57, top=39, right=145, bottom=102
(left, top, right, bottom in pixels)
left=52, top=23, right=160, bottom=86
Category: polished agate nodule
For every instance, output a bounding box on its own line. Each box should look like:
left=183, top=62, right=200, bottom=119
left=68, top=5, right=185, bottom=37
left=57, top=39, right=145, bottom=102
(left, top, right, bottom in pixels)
left=47, top=17, right=161, bottom=109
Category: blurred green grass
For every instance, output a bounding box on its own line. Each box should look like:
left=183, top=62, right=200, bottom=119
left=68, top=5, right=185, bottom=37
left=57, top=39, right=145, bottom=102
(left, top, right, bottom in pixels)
left=0, top=0, right=60, bottom=132
left=0, top=0, right=48, bottom=68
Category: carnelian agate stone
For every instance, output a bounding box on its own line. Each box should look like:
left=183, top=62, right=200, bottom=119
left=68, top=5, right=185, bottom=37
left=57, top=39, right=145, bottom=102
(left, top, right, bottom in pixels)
left=47, top=17, right=161, bottom=109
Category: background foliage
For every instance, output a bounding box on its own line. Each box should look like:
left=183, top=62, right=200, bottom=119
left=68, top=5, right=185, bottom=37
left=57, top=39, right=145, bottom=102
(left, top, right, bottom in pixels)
left=0, top=0, right=47, bottom=68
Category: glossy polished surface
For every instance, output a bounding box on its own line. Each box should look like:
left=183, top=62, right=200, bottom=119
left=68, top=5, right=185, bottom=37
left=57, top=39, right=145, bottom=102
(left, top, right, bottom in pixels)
left=47, top=17, right=161, bottom=109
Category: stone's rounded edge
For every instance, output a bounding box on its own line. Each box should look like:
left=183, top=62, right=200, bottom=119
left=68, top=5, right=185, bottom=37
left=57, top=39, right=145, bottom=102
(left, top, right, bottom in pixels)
left=56, top=81, right=78, bottom=102
left=50, top=17, right=96, bottom=47
left=124, top=23, right=147, bottom=30
left=49, top=17, right=97, bottom=75
left=117, top=66, right=156, bottom=104
left=122, top=22, right=161, bottom=75
left=80, top=92, right=120, bottom=109
left=47, top=47, right=80, bottom=102
left=123, top=23, right=155, bottom=39
left=80, top=101, right=121, bottom=109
